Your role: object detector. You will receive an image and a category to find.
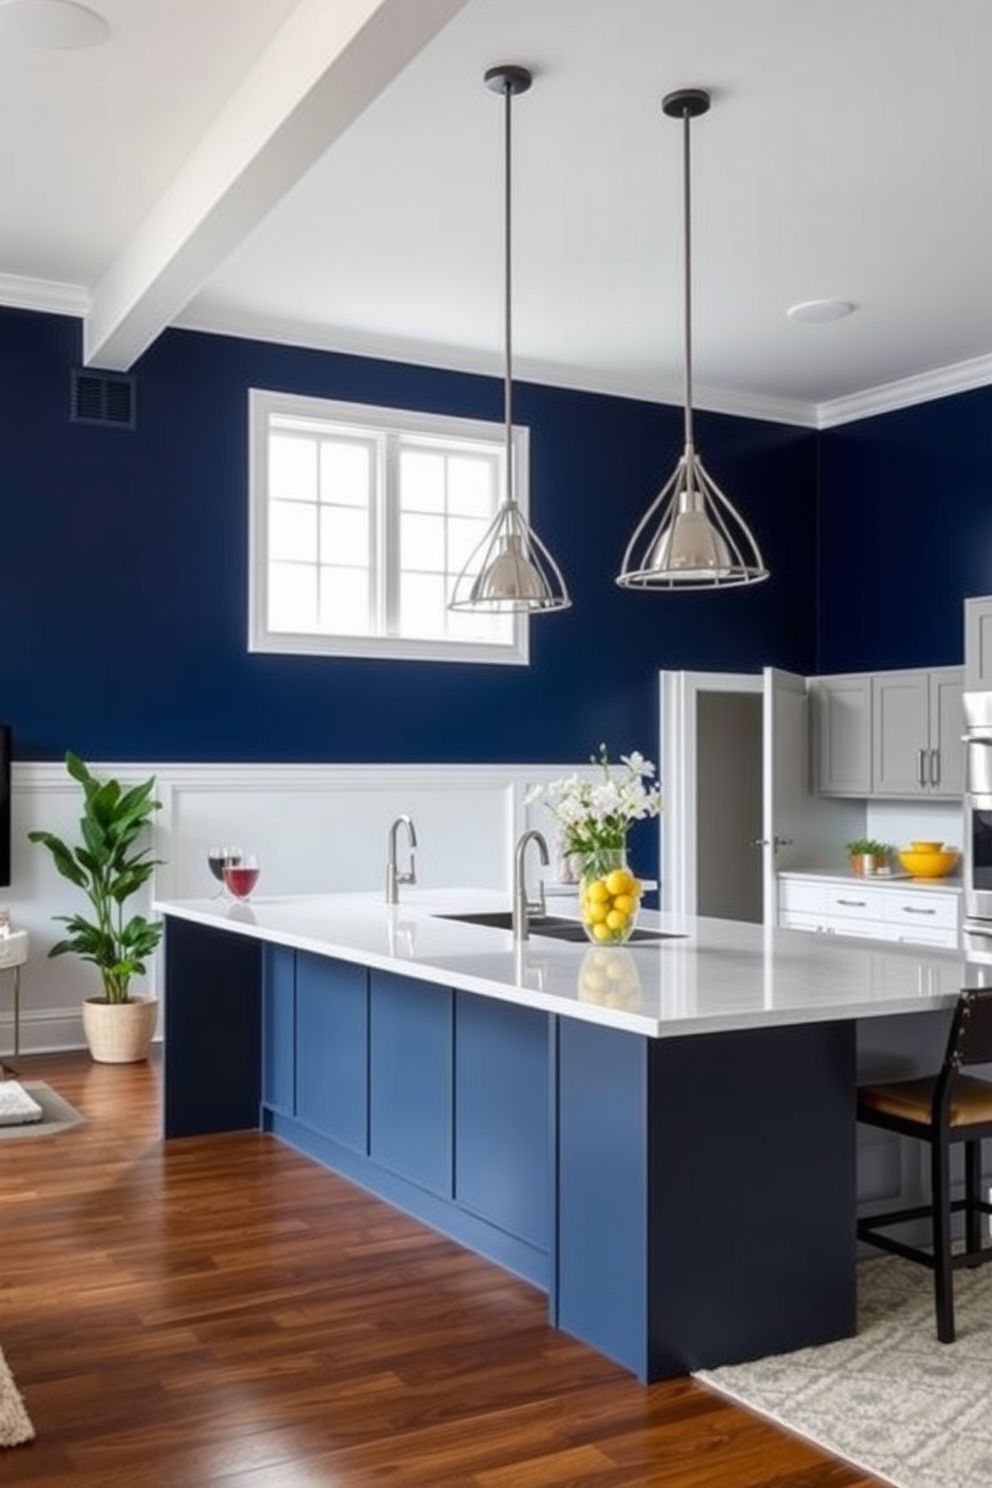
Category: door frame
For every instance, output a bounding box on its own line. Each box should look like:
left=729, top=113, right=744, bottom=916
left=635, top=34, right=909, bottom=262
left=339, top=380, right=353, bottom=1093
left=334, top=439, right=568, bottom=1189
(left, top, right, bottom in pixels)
left=660, top=670, right=763, bottom=917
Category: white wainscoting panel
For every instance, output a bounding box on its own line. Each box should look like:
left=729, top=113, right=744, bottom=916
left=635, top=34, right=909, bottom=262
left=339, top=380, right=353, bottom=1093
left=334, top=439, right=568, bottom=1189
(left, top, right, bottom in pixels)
left=3, top=760, right=580, bottom=1054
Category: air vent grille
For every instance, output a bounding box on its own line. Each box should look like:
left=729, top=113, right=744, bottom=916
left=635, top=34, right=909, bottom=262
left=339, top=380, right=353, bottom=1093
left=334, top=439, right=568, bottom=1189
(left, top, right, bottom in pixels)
left=70, top=369, right=136, bottom=429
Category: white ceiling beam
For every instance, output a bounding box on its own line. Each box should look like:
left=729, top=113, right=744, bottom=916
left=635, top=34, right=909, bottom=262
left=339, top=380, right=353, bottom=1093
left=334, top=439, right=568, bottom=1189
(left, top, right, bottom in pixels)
left=83, top=0, right=471, bottom=370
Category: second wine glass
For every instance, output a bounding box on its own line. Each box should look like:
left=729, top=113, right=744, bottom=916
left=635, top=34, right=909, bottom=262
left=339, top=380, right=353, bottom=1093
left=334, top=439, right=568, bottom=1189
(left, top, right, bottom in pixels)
left=223, top=854, right=260, bottom=902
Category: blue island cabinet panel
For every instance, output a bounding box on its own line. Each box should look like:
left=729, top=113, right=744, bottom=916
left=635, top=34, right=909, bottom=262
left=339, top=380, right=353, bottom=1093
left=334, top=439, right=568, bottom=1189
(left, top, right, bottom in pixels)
left=369, top=971, right=453, bottom=1196
left=261, top=945, right=296, bottom=1116
left=296, top=953, right=369, bottom=1151
left=454, top=992, right=550, bottom=1251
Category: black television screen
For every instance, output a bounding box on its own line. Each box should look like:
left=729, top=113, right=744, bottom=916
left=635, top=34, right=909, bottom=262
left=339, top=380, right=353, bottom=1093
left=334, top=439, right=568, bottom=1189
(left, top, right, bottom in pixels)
left=0, top=725, right=10, bottom=889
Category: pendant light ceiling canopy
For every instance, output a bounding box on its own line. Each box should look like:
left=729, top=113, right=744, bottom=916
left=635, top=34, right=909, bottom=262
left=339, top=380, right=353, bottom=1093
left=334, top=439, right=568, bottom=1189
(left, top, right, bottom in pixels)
left=616, top=88, right=769, bottom=593
left=448, top=64, right=571, bottom=616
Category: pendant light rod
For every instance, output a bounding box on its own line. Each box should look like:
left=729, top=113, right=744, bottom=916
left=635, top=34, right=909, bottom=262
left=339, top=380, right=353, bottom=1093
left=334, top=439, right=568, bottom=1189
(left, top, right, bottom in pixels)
left=663, top=89, right=710, bottom=451
left=486, top=64, right=529, bottom=511
left=615, top=86, right=770, bottom=592
left=448, top=64, right=571, bottom=615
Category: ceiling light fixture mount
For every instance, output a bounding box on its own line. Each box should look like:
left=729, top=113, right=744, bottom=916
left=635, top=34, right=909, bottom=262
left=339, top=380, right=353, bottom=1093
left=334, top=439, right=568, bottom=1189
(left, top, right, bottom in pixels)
left=616, top=86, right=769, bottom=593
left=448, top=63, right=570, bottom=616
left=0, top=0, right=110, bottom=49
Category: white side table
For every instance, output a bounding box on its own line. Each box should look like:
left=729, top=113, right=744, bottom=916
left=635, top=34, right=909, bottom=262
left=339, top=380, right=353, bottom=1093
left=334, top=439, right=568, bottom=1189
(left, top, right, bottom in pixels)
left=0, top=929, right=29, bottom=1072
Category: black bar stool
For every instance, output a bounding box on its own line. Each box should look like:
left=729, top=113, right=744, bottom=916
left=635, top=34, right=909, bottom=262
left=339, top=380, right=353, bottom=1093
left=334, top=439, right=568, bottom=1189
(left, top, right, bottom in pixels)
left=857, top=987, right=992, bottom=1342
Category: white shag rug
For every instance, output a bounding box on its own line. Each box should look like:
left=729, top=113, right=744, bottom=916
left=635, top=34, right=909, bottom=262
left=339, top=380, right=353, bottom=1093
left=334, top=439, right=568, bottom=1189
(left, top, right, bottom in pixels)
left=0, top=1347, right=34, bottom=1448
left=0, top=1082, right=84, bottom=1139
left=695, top=1255, right=992, bottom=1488
left=0, top=1080, right=43, bottom=1125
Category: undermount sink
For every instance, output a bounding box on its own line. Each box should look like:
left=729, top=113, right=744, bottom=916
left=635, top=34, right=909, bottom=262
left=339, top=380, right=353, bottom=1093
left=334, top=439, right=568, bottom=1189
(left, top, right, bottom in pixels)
left=433, top=910, right=683, bottom=944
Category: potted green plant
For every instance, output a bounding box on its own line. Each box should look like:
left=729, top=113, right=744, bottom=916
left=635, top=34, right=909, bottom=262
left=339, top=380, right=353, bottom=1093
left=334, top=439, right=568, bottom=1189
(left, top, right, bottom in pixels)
left=845, top=838, right=894, bottom=877
left=28, top=752, right=163, bottom=1062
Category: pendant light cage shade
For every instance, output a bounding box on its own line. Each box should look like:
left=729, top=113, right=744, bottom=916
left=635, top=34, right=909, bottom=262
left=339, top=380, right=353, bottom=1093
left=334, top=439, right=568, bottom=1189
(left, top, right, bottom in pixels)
left=448, top=501, right=571, bottom=611
left=617, top=445, right=768, bottom=590
left=447, top=63, right=571, bottom=616
left=616, top=87, right=769, bottom=593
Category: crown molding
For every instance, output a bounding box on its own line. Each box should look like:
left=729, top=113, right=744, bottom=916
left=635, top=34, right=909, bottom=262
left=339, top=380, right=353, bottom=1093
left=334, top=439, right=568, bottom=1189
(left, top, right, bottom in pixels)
left=0, top=272, right=89, bottom=317
left=173, top=304, right=819, bottom=428
left=816, top=351, right=992, bottom=428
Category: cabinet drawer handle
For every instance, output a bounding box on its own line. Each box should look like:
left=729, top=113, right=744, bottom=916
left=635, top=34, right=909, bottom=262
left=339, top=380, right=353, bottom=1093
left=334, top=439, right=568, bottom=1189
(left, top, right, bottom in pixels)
left=901, top=905, right=936, bottom=916
left=836, top=898, right=866, bottom=908
left=930, top=748, right=940, bottom=787
left=917, top=748, right=927, bottom=787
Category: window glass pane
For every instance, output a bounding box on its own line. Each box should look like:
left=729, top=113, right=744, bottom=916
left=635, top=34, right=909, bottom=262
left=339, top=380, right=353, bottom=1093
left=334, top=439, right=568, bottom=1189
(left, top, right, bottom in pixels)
left=270, top=434, right=318, bottom=502
left=401, top=511, right=446, bottom=571
left=446, top=604, right=513, bottom=643
left=400, top=450, right=445, bottom=513
left=400, top=572, right=447, bottom=638
left=320, top=506, right=369, bottom=566
left=252, top=391, right=525, bottom=661
left=270, top=501, right=317, bottom=562
left=319, top=567, right=370, bottom=634
left=449, top=456, right=496, bottom=518
left=448, top=514, right=491, bottom=570
left=320, top=441, right=371, bottom=507
left=269, top=561, right=317, bottom=631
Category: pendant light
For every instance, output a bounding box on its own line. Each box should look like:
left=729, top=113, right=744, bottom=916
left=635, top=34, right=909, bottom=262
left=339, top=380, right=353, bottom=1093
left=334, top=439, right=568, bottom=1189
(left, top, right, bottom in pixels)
left=616, top=88, right=769, bottom=592
left=449, top=65, right=571, bottom=615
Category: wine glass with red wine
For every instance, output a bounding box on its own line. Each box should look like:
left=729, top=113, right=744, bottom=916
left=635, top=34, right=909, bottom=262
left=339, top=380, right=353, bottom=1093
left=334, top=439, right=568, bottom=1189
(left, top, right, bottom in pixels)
left=207, top=844, right=243, bottom=899
left=223, top=854, right=260, bottom=903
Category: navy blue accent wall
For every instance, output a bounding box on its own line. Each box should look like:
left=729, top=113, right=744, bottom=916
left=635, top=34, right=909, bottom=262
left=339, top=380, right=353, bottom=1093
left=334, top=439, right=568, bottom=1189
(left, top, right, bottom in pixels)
left=0, top=305, right=816, bottom=762
left=817, top=386, right=992, bottom=673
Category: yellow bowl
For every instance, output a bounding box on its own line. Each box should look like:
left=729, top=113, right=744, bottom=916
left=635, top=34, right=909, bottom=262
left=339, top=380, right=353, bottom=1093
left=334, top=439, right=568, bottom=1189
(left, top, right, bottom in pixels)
left=909, top=840, right=942, bottom=853
left=897, top=848, right=959, bottom=879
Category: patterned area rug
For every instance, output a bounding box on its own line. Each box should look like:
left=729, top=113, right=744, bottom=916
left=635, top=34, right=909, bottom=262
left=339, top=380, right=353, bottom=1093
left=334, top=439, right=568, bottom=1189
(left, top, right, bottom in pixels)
left=0, top=1082, right=84, bottom=1140
left=0, top=1347, right=34, bottom=1448
left=695, top=1255, right=992, bottom=1488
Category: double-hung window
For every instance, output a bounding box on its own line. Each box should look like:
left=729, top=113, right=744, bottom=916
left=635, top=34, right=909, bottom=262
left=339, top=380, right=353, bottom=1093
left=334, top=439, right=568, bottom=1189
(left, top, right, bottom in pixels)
left=249, top=389, right=530, bottom=664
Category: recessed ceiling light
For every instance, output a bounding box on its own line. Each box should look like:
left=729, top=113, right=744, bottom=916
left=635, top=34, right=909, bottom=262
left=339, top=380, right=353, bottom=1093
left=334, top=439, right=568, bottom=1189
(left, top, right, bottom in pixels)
left=787, top=299, right=857, bottom=324
left=0, top=0, right=110, bottom=49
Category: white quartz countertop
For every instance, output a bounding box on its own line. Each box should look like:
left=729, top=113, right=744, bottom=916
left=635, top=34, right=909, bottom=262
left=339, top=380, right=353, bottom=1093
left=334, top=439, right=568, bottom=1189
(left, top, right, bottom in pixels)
left=152, top=888, right=979, bottom=1040
left=779, top=868, right=963, bottom=895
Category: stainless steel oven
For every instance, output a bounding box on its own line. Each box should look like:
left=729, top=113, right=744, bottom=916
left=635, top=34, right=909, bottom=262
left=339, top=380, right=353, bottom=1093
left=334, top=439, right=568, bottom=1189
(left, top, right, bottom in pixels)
left=963, top=692, right=992, bottom=932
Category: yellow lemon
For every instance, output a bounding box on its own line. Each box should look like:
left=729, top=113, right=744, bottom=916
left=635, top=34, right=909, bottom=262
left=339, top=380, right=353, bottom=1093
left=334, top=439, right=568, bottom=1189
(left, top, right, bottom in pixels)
left=586, top=900, right=609, bottom=924
left=605, top=867, right=635, bottom=897
left=585, top=878, right=610, bottom=902
left=612, top=893, right=636, bottom=916
left=591, top=921, right=612, bottom=942
left=606, top=908, right=629, bottom=932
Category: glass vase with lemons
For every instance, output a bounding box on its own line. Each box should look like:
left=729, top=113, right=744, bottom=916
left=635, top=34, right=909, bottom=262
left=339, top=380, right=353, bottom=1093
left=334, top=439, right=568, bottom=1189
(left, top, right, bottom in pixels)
left=526, top=744, right=662, bottom=946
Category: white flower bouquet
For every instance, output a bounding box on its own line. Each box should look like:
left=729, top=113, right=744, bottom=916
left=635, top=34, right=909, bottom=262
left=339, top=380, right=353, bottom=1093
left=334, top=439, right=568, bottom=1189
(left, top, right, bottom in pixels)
left=527, top=743, right=663, bottom=860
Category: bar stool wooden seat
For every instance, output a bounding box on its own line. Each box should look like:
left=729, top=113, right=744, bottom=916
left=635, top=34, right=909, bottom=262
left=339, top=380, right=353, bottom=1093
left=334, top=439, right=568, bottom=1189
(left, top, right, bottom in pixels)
left=857, top=986, right=992, bottom=1342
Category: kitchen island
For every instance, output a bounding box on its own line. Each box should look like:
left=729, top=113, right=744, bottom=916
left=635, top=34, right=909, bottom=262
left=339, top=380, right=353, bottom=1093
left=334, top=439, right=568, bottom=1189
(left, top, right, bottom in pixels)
left=154, top=888, right=969, bottom=1382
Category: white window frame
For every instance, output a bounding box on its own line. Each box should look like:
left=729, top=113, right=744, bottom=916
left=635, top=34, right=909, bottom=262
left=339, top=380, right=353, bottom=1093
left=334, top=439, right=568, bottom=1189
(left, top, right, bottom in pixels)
left=248, top=388, right=531, bottom=665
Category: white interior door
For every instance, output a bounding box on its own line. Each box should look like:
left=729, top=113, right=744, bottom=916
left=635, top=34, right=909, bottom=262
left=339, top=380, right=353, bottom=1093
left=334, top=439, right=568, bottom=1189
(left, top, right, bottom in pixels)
left=762, top=666, right=852, bottom=923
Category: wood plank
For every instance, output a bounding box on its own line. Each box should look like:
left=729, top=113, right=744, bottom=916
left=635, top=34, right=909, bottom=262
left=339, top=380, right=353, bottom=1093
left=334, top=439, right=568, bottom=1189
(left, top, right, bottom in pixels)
left=1, top=1052, right=882, bottom=1487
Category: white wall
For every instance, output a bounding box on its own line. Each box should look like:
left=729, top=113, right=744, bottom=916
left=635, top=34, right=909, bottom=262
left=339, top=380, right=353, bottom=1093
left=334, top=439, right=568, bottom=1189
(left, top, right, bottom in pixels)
left=3, top=759, right=584, bottom=1054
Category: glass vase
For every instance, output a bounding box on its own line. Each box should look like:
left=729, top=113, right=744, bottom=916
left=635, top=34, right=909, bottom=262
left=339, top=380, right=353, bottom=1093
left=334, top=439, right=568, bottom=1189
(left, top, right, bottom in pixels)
left=578, top=847, right=642, bottom=946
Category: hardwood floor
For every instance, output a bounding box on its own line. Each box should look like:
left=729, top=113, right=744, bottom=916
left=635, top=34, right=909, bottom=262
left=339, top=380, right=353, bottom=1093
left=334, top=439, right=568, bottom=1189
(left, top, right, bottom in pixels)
left=1, top=1050, right=882, bottom=1487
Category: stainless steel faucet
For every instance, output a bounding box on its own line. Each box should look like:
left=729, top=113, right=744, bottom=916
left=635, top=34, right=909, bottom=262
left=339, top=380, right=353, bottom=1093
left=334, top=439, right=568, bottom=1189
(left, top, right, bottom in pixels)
left=386, top=814, right=418, bottom=904
left=513, top=828, right=549, bottom=941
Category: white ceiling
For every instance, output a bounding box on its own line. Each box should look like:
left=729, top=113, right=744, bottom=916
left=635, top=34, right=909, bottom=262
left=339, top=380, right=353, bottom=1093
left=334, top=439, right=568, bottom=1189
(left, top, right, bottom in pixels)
left=2, top=0, right=990, bottom=428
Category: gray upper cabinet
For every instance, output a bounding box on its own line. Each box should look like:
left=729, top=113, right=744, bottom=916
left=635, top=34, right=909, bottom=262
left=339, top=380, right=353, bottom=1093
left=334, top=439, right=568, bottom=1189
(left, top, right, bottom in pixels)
left=965, top=595, right=992, bottom=692
left=871, top=668, right=964, bottom=797
left=810, top=665, right=963, bottom=798
left=809, top=674, right=872, bottom=796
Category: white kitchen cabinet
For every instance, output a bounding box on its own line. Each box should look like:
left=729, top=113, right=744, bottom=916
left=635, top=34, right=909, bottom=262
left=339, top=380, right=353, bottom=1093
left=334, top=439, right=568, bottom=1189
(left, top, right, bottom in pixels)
left=808, top=673, right=872, bottom=796
left=965, top=595, right=992, bottom=692
left=871, top=667, right=964, bottom=798
left=778, top=872, right=960, bottom=948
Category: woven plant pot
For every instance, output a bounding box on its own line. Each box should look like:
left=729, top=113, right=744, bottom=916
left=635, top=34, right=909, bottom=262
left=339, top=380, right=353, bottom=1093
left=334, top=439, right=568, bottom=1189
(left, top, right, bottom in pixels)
left=81, top=994, right=158, bottom=1064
